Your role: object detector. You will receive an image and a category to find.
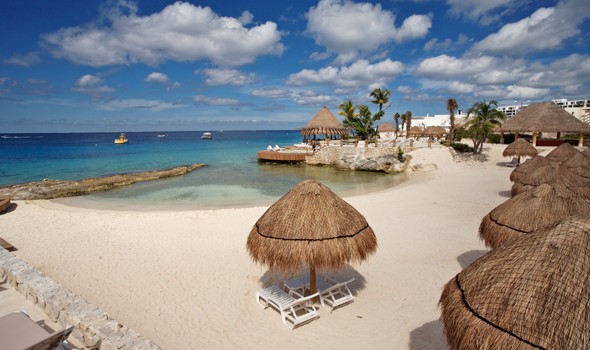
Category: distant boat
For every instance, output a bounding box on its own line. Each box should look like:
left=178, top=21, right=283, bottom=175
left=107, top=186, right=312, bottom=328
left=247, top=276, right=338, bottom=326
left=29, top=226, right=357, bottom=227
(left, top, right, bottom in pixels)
left=201, top=132, right=212, bottom=139
left=157, top=134, right=168, bottom=138
left=114, top=133, right=129, bottom=144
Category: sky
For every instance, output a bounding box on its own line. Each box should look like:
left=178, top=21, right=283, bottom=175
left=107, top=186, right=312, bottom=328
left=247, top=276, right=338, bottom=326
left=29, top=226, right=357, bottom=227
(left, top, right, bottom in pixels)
left=1, top=0, right=589, bottom=132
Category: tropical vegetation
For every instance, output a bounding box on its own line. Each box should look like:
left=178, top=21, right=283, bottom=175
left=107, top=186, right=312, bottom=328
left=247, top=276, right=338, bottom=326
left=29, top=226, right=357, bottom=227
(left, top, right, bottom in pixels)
left=462, top=100, right=506, bottom=154
left=339, top=88, right=391, bottom=141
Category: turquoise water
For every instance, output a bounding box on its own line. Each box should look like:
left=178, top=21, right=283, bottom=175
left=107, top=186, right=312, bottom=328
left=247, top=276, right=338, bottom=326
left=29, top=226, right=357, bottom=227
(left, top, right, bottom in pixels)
left=0, top=131, right=404, bottom=208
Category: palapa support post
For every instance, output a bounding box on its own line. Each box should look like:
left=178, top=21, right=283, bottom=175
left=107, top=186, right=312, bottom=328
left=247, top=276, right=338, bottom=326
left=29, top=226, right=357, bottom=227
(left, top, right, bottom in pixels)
left=579, top=134, right=584, bottom=147
left=309, top=265, right=318, bottom=303
left=532, top=132, right=537, bottom=146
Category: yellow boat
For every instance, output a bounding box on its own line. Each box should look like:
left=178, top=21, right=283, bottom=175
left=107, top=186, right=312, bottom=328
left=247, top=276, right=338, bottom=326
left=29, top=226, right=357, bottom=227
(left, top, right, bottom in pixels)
left=114, top=133, right=129, bottom=144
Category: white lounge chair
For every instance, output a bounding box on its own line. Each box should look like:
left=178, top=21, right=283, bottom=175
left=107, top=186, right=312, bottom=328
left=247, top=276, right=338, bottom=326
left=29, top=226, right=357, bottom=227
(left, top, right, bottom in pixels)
left=506, top=157, right=520, bottom=167
left=256, top=285, right=320, bottom=330
left=316, top=278, right=356, bottom=313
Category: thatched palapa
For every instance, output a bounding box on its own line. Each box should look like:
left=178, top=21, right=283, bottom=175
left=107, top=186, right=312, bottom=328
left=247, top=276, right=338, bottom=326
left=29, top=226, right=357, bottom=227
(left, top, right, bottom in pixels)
left=246, top=179, right=377, bottom=296
left=300, top=106, right=348, bottom=139
left=563, top=152, right=590, bottom=179
left=378, top=122, right=395, bottom=132
left=509, top=156, right=549, bottom=183
left=406, top=126, right=424, bottom=137
left=440, top=216, right=590, bottom=350
left=544, top=142, right=580, bottom=163
left=423, top=126, right=447, bottom=137
left=502, top=138, right=537, bottom=158
left=479, top=183, right=590, bottom=249
left=500, top=102, right=590, bottom=146
left=511, top=163, right=590, bottom=198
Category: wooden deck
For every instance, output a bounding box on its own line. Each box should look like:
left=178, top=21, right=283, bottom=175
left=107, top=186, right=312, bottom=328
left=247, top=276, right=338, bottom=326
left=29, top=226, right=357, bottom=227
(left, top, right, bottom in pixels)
left=256, top=150, right=310, bottom=163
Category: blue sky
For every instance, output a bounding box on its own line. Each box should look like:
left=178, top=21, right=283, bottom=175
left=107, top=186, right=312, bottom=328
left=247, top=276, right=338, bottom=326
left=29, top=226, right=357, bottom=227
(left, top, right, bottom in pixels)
left=1, top=0, right=589, bottom=132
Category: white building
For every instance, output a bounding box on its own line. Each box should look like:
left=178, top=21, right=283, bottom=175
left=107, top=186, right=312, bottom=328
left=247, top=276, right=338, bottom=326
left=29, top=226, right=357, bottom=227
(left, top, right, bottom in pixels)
left=412, top=111, right=466, bottom=131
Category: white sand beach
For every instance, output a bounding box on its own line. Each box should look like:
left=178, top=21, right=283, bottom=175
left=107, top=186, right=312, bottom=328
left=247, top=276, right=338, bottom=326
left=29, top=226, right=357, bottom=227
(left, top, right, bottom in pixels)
left=0, top=144, right=518, bottom=349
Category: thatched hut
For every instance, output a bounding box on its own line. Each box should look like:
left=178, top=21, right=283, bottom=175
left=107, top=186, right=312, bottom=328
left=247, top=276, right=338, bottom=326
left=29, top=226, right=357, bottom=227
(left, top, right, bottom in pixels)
left=246, top=179, right=377, bottom=297
left=378, top=122, right=395, bottom=133
left=544, top=142, right=580, bottom=163
left=406, top=126, right=423, bottom=137
left=500, top=102, right=590, bottom=146
left=423, top=126, right=447, bottom=137
left=510, top=163, right=590, bottom=198
left=563, top=152, right=590, bottom=180
left=300, top=106, right=348, bottom=143
left=479, top=183, right=590, bottom=249
left=440, top=216, right=590, bottom=349
left=502, top=138, right=537, bottom=164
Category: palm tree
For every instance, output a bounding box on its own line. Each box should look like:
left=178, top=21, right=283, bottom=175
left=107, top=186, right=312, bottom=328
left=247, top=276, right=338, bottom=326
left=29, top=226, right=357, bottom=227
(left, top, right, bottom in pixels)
left=370, top=88, right=391, bottom=114
left=394, top=112, right=401, bottom=137
left=400, top=113, right=407, bottom=134
left=447, top=98, right=458, bottom=143
left=405, top=111, right=412, bottom=137
left=338, top=100, right=356, bottom=120
left=465, top=100, right=506, bottom=154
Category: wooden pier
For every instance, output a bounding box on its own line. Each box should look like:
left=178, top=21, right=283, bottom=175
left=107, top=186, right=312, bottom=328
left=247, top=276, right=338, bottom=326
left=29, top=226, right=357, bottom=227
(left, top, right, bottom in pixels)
left=256, top=150, right=310, bottom=163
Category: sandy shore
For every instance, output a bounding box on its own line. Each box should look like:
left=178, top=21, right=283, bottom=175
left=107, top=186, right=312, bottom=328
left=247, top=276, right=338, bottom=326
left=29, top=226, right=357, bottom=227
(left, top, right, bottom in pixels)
left=0, top=144, right=517, bottom=349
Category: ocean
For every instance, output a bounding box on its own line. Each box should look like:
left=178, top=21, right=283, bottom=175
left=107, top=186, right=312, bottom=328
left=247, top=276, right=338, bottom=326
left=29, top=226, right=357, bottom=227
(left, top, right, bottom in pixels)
left=0, top=131, right=405, bottom=208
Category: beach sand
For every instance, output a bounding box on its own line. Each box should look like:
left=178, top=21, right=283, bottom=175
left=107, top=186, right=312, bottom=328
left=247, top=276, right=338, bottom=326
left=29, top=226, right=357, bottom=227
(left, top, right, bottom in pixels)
left=0, top=143, right=515, bottom=349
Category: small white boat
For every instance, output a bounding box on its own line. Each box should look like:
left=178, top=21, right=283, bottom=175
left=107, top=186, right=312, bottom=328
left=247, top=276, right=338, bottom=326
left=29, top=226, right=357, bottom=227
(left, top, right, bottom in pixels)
left=201, top=132, right=212, bottom=139
left=157, top=134, right=168, bottom=138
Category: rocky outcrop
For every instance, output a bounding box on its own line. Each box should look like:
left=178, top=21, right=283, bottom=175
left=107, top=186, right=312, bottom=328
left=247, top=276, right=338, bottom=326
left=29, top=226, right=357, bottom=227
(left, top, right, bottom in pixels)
left=305, top=146, right=408, bottom=173
left=0, top=164, right=205, bottom=200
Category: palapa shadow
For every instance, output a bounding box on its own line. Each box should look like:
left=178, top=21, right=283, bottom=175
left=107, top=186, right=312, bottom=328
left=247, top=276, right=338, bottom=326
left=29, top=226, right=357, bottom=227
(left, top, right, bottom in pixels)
left=0, top=202, right=18, bottom=214
left=258, top=263, right=367, bottom=295
left=456, top=250, right=488, bottom=269
left=409, top=319, right=448, bottom=350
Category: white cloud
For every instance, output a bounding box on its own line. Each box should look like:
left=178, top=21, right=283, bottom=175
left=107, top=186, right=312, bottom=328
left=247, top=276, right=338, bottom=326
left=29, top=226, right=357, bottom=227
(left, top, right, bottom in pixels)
left=415, top=54, right=497, bottom=78
left=76, top=74, right=103, bottom=87
left=448, top=81, right=476, bottom=93
left=192, top=95, right=240, bottom=105
left=72, top=74, right=114, bottom=96
left=41, top=2, right=284, bottom=67
left=397, top=85, right=413, bottom=94
left=199, top=68, right=255, bottom=86
left=287, top=58, right=404, bottom=88
left=446, top=0, right=512, bottom=23
left=504, top=85, right=550, bottom=99
left=145, top=72, right=170, bottom=84
left=293, top=91, right=334, bottom=105
left=472, top=0, right=590, bottom=55
left=3, top=52, right=41, bottom=67
left=99, top=98, right=186, bottom=111
left=250, top=88, right=291, bottom=99
left=306, top=0, right=431, bottom=62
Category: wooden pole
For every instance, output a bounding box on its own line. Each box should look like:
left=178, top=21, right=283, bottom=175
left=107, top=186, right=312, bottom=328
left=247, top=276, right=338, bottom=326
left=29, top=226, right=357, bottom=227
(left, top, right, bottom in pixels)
left=532, top=133, right=537, bottom=146
left=579, top=134, right=584, bottom=147
left=309, top=264, right=318, bottom=303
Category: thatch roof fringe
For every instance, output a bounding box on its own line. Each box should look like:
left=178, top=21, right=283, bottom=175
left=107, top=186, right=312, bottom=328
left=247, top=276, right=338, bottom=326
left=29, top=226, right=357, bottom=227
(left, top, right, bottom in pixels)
left=300, top=106, right=348, bottom=137
left=503, top=138, right=538, bottom=158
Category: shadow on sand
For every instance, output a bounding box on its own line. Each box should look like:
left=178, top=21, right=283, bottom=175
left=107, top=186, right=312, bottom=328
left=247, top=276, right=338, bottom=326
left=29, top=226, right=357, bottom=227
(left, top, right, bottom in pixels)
left=258, top=264, right=367, bottom=295
left=0, top=202, right=18, bottom=215
left=498, top=190, right=511, bottom=198
left=409, top=319, right=448, bottom=350
left=457, top=250, right=489, bottom=269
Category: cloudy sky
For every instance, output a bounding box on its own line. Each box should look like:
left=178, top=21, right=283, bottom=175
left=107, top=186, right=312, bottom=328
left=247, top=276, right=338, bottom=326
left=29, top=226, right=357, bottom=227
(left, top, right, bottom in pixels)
left=1, top=0, right=589, bottom=132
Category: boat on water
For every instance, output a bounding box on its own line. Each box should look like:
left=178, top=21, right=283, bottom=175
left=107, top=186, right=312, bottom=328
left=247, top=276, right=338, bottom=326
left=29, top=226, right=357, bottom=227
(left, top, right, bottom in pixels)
left=201, top=132, right=212, bottom=139
left=114, top=133, right=129, bottom=144
left=157, top=134, right=168, bottom=138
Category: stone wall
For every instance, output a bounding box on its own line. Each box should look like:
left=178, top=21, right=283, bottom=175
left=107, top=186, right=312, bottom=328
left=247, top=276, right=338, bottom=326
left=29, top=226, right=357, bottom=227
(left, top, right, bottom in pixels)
left=0, top=248, right=160, bottom=350
left=305, top=145, right=408, bottom=173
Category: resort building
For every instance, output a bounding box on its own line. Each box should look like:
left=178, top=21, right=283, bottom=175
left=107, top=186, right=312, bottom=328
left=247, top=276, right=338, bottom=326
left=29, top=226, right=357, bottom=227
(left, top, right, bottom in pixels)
left=411, top=112, right=465, bottom=132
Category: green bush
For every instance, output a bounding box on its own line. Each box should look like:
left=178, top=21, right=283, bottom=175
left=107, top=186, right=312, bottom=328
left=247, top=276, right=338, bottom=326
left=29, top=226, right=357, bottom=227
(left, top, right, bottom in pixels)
left=487, top=133, right=501, bottom=144
left=397, top=147, right=404, bottom=162
left=450, top=142, right=473, bottom=153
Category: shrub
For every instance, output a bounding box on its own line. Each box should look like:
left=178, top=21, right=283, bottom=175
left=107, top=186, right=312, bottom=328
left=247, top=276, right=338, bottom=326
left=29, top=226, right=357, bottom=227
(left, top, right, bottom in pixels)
left=450, top=142, right=473, bottom=153
left=487, top=133, right=501, bottom=144
left=397, top=147, right=404, bottom=161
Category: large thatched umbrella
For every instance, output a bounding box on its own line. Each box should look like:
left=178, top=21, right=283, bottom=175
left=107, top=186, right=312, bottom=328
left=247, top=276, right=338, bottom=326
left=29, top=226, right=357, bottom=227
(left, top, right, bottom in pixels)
left=440, top=216, right=590, bottom=349
left=509, top=155, right=549, bottom=183
left=423, top=126, right=446, bottom=137
left=246, top=179, right=377, bottom=298
left=502, top=138, right=537, bottom=164
left=544, top=142, right=580, bottom=163
left=479, top=183, right=590, bottom=249
left=378, top=122, right=395, bottom=132
left=511, top=162, right=590, bottom=198
left=500, top=102, right=590, bottom=146
left=300, top=106, right=348, bottom=142
left=563, top=152, right=590, bottom=180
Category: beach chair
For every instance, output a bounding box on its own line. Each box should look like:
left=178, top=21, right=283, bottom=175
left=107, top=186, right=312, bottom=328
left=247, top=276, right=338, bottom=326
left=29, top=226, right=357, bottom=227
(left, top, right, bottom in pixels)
left=506, top=157, right=519, bottom=167
left=316, top=278, right=356, bottom=313
left=256, top=285, right=320, bottom=330
left=267, top=145, right=273, bottom=151
left=273, top=145, right=283, bottom=151
left=0, top=311, right=74, bottom=350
